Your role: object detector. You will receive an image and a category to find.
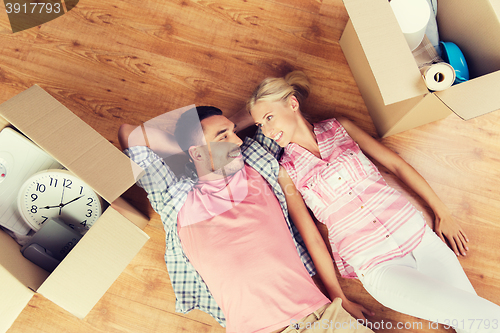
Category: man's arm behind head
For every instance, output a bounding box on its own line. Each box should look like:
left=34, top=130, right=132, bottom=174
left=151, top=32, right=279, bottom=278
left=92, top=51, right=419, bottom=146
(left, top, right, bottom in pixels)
left=118, top=123, right=191, bottom=177
left=118, top=124, right=142, bottom=150
left=118, top=123, right=183, bottom=157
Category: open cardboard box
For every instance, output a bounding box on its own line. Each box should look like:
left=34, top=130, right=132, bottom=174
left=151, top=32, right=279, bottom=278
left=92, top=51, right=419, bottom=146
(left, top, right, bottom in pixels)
left=339, top=0, right=500, bottom=137
left=0, top=85, right=150, bottom=333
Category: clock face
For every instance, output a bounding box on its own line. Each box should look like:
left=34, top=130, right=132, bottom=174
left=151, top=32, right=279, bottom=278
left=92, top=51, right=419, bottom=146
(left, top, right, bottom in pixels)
left=18, top=169, right=102, bottom=232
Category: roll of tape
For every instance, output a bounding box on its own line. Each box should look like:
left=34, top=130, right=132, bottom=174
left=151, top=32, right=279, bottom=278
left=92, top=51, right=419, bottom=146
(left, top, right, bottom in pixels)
left=420, top=62, right=456, bottom=91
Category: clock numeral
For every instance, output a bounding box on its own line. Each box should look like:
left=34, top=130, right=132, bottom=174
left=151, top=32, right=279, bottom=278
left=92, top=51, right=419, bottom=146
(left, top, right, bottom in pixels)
left=86, top=209, right=92, bottom=218
left=41, top=216, right=48, bottom=224
left=81, top=220, right=87, bottom=227
left=80, top=186, right=84, bottom=195
left=30, top=205, right=37, bottom=214
left=36, top=183, right=46, bottom=193
left=49, top=177, right=58, bottom=187
left=31, top=193, right=38, bottom=202
left=87, top=197, right=94, bottom=206
left=63, top=178, right=72, bottom=189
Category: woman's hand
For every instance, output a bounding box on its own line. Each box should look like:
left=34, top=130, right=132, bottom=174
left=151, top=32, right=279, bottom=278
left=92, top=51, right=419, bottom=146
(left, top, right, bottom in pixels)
left=341, top=298, right=374, bottom=322
left=433, top=208, right=469, bottom=256
left=338, top=117, right=471, bottom=257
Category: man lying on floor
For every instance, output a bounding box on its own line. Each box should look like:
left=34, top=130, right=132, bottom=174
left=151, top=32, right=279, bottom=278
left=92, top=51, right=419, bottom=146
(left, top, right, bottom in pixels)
left=118, top=106, right=374, bottom=333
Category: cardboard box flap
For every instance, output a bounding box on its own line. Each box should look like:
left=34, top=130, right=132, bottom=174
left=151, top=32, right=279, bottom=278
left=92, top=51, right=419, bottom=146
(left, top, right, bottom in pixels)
left=437, top=0, right=500, bottom=78
left=111, top=197, right=150, bottom=230
left=0, top=85, right=144, bottom=203
left=0, top=115, right=9, bottom=132
left=492, top=0, right=500, bottom=18
left=435, top=71, right=500, bottom=120
left=0, top=231, right=50, bottom=292
left=341, top=0, right=428, bottom=106
left=37, top=207, right=149, bottom=319
left=0, top=265, right=35, bottom=333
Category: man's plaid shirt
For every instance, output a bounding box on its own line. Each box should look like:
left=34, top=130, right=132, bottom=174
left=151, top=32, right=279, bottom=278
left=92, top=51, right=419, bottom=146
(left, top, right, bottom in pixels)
left=124, top=129, right=315, bottom=327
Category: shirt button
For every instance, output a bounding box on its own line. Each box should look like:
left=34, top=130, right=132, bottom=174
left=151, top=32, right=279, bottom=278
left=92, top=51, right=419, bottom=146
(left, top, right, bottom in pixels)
left=361, top=205, right=364, bottom=209
left=386, top=235, right=390, bottom=238
left=327, top=163, right=330, bottom=166
left=373, top=220, right=377, bottom=223
left=338, top=177, right=342, bottom=180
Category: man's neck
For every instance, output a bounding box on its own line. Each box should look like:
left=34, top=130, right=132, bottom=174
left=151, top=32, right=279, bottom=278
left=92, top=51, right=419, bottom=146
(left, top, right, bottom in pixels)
left=197, top=167, right=243, bottom=182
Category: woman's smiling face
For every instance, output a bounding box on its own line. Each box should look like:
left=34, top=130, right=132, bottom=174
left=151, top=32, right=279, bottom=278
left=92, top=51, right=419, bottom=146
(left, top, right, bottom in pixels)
left=251, top=96, right=300, bottom=147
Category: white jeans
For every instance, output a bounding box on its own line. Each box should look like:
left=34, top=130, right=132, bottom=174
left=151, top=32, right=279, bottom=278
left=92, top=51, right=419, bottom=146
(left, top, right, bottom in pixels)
left=358, top=226, right=500, bottom=333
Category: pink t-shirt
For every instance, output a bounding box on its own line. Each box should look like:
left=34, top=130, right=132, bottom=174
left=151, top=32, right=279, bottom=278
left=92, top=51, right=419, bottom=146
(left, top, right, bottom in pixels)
left=177, top=165, right=329, bottom=333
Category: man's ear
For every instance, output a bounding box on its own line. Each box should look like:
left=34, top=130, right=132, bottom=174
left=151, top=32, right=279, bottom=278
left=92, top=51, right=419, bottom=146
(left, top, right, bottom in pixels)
left=188, top=145, right=203, bottom=162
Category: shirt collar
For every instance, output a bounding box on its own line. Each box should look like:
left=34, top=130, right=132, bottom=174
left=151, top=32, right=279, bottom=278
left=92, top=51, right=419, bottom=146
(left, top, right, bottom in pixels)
left=284, top=121, right=326, bottom=160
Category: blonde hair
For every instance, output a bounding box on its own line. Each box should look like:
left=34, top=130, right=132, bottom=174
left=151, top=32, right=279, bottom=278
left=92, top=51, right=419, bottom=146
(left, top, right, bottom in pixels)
left=247, top=71, right=310, bottom=112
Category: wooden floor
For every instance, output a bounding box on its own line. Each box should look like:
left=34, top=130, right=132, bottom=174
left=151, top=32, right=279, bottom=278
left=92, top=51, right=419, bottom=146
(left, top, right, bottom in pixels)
left=2, top=0, right=500, bottom=332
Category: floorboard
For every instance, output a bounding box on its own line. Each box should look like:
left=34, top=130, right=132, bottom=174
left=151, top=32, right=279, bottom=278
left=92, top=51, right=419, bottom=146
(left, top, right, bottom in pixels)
left=1, top=0, right=499, bottom=332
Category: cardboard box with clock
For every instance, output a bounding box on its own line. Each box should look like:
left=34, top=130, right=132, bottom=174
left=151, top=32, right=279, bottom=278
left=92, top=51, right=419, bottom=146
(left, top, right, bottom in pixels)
left=0, top=85, right=150, bottom=333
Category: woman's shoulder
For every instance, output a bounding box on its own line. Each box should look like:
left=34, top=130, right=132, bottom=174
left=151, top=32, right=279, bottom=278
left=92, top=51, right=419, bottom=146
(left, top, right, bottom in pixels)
left=279, top=148, right=294, bottom=166
left=278, top=154, right=298, bottom=185
left=279, top=147, right=299, bottom=174
left=314, top=117, right=349, bottom=138
left=314, top=117, right=344, bottom=131
left=334, top=116, right=354, bottom=129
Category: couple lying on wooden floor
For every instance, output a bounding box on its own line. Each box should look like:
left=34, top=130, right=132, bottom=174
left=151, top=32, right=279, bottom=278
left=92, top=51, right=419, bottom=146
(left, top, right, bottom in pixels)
left=118, top=71, right=500, bottom=333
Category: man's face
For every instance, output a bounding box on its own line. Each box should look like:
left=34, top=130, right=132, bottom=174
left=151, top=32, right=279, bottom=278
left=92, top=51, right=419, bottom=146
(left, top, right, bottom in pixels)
left=197, top=115, right=244, bottom=179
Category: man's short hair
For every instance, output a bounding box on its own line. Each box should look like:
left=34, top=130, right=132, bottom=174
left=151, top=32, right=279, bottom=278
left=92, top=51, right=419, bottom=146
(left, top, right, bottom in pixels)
left=174, top=106, right=223, bottom=152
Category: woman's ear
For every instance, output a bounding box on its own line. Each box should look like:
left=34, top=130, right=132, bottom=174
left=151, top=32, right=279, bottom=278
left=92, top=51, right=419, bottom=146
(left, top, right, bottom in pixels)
left=289, top=95, right=300, bottom=112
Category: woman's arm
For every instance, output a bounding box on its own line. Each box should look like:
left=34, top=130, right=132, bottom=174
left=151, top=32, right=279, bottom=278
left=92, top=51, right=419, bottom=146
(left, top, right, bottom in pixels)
left=337, top=117, right=469, bottom=256
left=278, top=166, right=374, bottom=320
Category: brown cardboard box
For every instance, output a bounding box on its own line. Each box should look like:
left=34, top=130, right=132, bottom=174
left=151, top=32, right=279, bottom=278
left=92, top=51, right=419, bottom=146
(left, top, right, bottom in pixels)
left=0, top=85, right=150, bottom=333
left=339, top=0, right=500, bottom=137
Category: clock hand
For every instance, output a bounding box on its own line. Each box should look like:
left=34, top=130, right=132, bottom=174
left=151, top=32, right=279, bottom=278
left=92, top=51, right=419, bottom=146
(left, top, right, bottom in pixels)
left=61, top=195, right=84, bottom=206
left=46, top=195, right=85, bottom=215
left=37, top=194, right=84, bottom=212
left=60, top=184, right=66, bottom=205
left=39, top=204, right=62, bottom=209
left=39, top=196, right=84, bottom=210
left=59, top=183, right=66, bottom=215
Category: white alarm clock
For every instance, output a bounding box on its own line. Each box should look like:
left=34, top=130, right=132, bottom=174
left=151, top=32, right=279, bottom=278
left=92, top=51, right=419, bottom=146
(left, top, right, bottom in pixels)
left=17, top=169, right=102, bottom=232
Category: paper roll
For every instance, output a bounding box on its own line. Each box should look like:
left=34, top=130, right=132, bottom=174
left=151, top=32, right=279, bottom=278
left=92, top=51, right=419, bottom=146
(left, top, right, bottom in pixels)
left=420, top=63, right=456, bottom=91
left=390, top=0, right=431, bottom=50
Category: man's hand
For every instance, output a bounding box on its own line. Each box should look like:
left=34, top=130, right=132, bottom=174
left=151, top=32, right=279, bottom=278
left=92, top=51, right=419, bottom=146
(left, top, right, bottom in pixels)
left=342, top=298, right=374, bottom=322
left=118, top=123, right=183, bottom=157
